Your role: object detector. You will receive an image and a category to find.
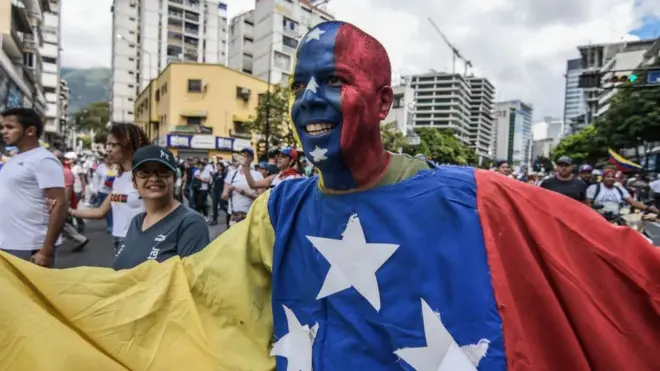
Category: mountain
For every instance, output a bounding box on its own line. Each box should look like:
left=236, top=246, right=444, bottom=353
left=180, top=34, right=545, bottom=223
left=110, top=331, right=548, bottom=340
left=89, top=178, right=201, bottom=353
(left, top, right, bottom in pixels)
left=60, top=67, right=111, bottom=113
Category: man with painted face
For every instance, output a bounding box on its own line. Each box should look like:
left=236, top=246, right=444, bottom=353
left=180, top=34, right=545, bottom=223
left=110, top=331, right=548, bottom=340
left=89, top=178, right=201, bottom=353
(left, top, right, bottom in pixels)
left=0, top=22, right=659, bottom=371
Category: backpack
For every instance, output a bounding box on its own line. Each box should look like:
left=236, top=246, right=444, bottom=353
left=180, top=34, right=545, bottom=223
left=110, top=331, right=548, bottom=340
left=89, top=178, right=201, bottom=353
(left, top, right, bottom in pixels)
left=593, top=183, right=624, bottom=201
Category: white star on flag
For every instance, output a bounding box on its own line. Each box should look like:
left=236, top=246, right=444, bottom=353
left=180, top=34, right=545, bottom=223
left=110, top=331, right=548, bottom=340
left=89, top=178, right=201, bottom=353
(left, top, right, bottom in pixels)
left=306, top=214, right=399, bottom=311
left=394, top=299, right=489, bottom=371
left=309, top=146, right=328, bottom=162
left=305, top=76, right=319, bottom=93
left=305, top=28, right=326, bottom=43
left=271, top=305, right=319, bottom=371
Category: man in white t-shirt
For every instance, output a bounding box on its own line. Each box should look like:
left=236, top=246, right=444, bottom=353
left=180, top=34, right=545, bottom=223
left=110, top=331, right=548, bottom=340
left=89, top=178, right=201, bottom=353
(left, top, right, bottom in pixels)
left=0, top=108, right=68, bottom=267
left=586, top=169, right=658, bottom=217
left=222, top=147, right=263, bottom=227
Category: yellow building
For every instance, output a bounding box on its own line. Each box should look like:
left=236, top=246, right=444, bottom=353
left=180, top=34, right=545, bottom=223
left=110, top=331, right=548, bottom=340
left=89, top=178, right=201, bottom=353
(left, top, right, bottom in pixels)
left=134, top=62, right=269, bottom=159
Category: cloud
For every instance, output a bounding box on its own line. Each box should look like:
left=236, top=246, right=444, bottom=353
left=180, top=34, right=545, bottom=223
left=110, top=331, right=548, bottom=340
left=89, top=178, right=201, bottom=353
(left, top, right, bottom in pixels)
left=60, top=0, right=660, bottom=118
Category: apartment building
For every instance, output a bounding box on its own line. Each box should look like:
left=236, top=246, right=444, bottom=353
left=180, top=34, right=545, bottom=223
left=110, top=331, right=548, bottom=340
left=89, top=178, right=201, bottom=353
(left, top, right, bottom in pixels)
left=0, top=0, right=48, bottom=120
left=494, top=100, right=533, bottom=167
left=466, top=77, right=495, bottom=158
left=384, top=84, right=415, bottom=136
left=576, top=38, right=655, bottom=129
left=133, top=62, right=268, bottom=159
left=409, top=72, right=472, bottom=143
left=40, top=0, right=62, bottom=145
left=110, top=0, right=229, bottom=125
left=228, top=0, right=334, bottom=85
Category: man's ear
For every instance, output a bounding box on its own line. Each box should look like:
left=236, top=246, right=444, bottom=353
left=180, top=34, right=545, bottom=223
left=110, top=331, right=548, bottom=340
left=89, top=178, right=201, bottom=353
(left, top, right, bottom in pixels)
left=378, top=86, right=394, bottom=121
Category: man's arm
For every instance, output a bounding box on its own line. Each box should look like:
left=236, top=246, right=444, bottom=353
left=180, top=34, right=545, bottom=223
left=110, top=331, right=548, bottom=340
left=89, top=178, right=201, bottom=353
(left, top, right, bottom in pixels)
left=35, top=158, right=67, bottom=260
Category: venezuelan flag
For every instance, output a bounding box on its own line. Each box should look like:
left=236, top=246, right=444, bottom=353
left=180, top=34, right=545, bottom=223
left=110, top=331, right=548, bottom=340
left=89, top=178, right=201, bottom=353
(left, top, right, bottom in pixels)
left=607, top=148, right=643, bottom=172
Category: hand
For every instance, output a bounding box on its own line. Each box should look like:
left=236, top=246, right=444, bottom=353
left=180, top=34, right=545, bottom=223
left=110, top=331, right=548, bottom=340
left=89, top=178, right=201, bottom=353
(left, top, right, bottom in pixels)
left=239, top=155, right=251, bottom=167
left=226, top=184, right=234, bottom=192
left=47, top=199, right=57, bottom=213
left=31, top=250, right=53, bottom=268
left=68, top=208, right=76, bottom=217
left=649, top=206, right=659, bottom=214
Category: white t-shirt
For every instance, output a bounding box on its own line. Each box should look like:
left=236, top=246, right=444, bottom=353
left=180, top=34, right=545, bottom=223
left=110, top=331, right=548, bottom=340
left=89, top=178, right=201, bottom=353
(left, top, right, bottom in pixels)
left=194, top=166, right=212, bottom=191
left=0, top=147, right=64, bottom=251
left=225, top=168, right=263, bottom=213
left=586, top=183, right=630, bottom=212
left=72, top=164, right=84, bottom=193
left=270, top=172, right=301, bottom=188
left=109, top=172, right=144, bottom=238
left=650, top=179, right=660, bottom=194
left=93, top=163, right=114, bottom=194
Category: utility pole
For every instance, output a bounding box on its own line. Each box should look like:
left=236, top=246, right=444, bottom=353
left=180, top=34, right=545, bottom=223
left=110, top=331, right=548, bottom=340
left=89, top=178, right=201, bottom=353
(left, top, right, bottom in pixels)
left=265, top=42, right=273, bottom=157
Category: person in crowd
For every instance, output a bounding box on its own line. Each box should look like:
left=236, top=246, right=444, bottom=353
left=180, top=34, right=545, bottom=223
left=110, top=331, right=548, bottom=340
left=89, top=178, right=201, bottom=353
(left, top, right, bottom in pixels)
left=539, top=156, right=587, bottom=202
left=52, top=150, right=89, bottom=251
left=69, top=124, right=149, bottom=251
left=221, top=147, right=262, bottom=227
left=113, top=145, right=210, bottom=270
left=241, top=147, right=302, bottom=189
left=586, top=168, right=659, bottom=214
left=209, top=161, right=227, bottom=226
left=193, top=157, right=212, bottom=217
left=69, top=154, right=87, bottom=232
left=0, top=108, right=68, bottom=267
left=494, top=159, right=513, bottom=177
left=91, top=154, right=115, bottom=233
left=578, top=164, right=596, bottom=186
left=650, top=173, right=660, bottom=209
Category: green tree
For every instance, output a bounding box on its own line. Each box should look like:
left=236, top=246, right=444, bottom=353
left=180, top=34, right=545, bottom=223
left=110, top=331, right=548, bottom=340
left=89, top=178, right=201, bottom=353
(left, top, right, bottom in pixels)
left=595, top=74, right=660, bottom=167
left=414, top=128, right=478, bottom=165
left=93, top=132, right=107, bottom=144
left=244, top=85, right=292, bottom=154
left=552, top=124, right=607, bottom=164
left=80, top=136, right=92, bottom=149
left=380, top=121, right=409, bottom=153
left=72, top=101, right=110, bottom=133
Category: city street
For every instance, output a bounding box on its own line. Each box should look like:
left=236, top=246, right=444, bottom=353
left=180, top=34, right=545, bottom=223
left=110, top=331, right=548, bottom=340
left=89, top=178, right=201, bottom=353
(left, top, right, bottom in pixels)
left=55, top=214, right=228, bottom=269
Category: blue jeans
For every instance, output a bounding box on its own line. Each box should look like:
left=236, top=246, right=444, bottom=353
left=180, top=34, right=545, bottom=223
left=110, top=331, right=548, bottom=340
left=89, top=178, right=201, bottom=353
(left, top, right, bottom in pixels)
left=98, top=192, right=113, bottom=233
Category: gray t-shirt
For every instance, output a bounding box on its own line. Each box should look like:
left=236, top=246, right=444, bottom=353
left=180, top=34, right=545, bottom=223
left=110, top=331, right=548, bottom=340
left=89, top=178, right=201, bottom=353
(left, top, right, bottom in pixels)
left=113, top=205, right=210, bottom=270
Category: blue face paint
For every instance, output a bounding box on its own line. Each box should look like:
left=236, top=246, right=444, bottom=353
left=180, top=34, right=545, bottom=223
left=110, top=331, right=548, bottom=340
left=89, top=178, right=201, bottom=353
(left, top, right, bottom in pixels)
left=291, top=22, right=359, bottom=190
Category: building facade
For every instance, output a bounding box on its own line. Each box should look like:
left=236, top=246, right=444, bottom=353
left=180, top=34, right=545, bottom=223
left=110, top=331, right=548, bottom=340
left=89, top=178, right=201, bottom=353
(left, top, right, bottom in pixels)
left=133, top=62, right=268, bottom=159
left=597, top=48, right=649, bottom=117
left=0, top=0, right=49, bottom=119
left=228, top=0, right=334, bottom=85
left=563, top=58, right=585, bottom=133
left=466, top=77, right=495, bottom=158
left=494, top=100, right=533, bottom=167
left=111, top=0, right=229, bottom=125
left=40, top=0, right=62, bottom=146
left=383, top=84, right=415, bottom=135
left=409, top=72, right=472, bottom=143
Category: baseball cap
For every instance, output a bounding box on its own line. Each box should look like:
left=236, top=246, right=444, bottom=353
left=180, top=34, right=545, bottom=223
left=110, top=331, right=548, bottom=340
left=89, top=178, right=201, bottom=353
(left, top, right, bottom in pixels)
left=280, top=147, right=299, bottom=161
left=240, top=147, right=255, bottom=157
left=556, top=156, right=572, bottom=165
left=131, top=145, right=177, bottom=172
left=257, top=161, right=269, bottom=169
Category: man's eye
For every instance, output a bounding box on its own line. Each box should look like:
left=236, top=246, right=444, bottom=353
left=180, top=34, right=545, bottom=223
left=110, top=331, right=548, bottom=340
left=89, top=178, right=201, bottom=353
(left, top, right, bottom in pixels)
left=325, top=76, right=343, bottom=86
left=291, top=82, right=305, bottom=93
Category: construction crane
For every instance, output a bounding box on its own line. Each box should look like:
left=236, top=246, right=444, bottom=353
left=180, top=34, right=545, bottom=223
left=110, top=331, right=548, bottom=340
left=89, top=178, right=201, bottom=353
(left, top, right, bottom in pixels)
left=427, top=18, right=472, bottom=76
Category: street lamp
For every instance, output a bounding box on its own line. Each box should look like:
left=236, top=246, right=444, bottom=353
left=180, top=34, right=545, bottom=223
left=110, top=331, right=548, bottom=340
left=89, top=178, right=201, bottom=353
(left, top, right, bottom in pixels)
left=406, top=100, right=420, bottom=146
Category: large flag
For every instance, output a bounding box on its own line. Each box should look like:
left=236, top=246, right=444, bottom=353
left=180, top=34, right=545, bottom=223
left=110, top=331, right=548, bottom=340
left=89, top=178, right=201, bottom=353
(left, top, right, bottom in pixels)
left=608, top=148, right=643, bottom=172
left=0, top=168, right=659, bottom=370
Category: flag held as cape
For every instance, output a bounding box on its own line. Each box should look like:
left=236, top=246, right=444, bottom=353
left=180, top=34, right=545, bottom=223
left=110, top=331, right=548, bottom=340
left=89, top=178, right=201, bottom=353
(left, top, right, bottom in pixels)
left=607, top=148, right=642, bottom=172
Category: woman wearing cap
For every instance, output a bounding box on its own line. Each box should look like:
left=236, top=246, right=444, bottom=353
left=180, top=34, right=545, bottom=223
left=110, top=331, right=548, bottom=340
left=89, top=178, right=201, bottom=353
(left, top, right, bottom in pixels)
left=240, top=147, right=303, bottom=190
left=111, top=145, right=210, bottom=270
left=70, top=124, right=149, bottom=252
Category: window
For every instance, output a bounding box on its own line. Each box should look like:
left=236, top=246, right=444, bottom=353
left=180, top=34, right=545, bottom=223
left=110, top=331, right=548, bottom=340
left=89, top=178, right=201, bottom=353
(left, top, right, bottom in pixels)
left=188, top=79, right=202, bottom=92
left=23, top=52, right=35, bottom=68
left=128, top=98, right=134, bottom=102
left=273, top=51, right=291, bottom=71
left=233, top=121, right=249, bottom=133
left=128, top=84, right=134, bottom=88
left=44, top=87, right=56, bottom=94
left=218, top=3, right=227, bottom=10
left=129, top=30, right=135, bottom=34
left=283, top=17, right=297, bottom=30
left=42, top=56, right=56, bottom=64
left=129, top=57, right=135, bottom=61
left=186, top=117, right=202, bottom=126
left=282, top=36, right=298, bottom=49
left=393, top=95, right=403, bottom=109
left=129, top=17, right=136, bottom=21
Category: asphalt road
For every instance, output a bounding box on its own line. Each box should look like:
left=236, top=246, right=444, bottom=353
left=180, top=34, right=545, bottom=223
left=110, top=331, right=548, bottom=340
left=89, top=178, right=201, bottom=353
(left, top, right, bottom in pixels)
left=55, top=213, right=228, bottom=269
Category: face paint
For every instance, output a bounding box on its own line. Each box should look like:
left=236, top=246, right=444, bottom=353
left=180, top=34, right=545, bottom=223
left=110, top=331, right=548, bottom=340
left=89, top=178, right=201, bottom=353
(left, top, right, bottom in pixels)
left=290, top=21, right=392, bottom=191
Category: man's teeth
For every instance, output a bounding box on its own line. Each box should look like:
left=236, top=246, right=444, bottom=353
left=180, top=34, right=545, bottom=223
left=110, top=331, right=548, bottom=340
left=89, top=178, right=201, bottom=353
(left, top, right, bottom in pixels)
left=305, top=123, right=336, bottom=135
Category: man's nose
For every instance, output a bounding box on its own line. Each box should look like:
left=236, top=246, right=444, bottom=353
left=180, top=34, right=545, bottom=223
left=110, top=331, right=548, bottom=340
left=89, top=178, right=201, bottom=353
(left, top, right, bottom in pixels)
left=300, top=89, right=324, bottom=110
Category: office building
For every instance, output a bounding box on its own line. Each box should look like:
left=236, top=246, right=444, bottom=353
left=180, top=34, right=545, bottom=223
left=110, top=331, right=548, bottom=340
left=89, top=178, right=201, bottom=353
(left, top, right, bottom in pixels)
left=533, top=116, right=564, bottom=143
left=494, top=100, right=533, bottom=167
left=111, top=0, right=229, bottom=125
left=563, top=58, right=585, bottom=133
left=409, top=72, right=472, bottom=143
left=133, top=62, right=269, bottom=159
left=467, top=77, right=495, bottom=158
left=531, top=137, right=554, bottom=161
left=576, top=39, right=655, bottom=131
left=40, top=0, right=63, bottom=146
left=0, top=0, right=49, bottom=129
left=228, top=0, right=334, bottom=85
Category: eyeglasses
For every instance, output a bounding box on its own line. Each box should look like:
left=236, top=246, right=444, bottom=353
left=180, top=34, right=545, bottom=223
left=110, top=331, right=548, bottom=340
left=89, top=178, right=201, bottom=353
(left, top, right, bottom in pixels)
left=134, top=169, right=173, bottom=179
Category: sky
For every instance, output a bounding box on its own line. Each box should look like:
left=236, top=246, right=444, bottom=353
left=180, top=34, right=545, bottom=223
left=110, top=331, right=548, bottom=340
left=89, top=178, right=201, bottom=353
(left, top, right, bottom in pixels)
left=60, top=0, right=660, bottom=120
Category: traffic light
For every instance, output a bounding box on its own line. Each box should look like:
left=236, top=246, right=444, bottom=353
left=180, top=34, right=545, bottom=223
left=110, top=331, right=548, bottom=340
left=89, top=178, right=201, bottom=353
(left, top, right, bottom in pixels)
left=578, top=71, right=601, bottom=88
left=608, top=73, right=642, bottom=84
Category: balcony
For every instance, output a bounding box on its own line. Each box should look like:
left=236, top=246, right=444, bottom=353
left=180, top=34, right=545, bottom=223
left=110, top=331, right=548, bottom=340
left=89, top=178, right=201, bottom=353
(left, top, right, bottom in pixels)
left=22, top=32, right=38, bottom=51
left=12, top=0, right=33, bottom=34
